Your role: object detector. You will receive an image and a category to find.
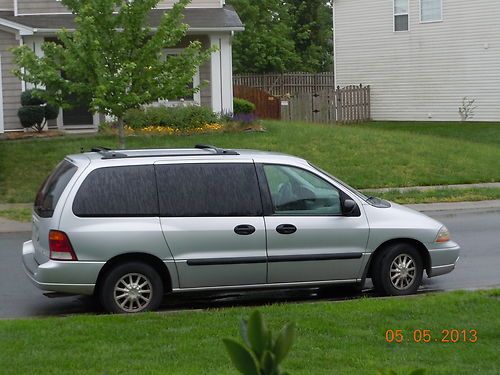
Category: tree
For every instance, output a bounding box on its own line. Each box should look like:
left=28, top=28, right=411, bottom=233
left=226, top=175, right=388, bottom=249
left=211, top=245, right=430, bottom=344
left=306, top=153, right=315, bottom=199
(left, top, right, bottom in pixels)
left=12, top=0, right=211, bottom=148
left=289, top=0, right=333, bottom=72
left=228, top=0, right=300, bottom=73
left=228, top=0, right=333, bottom=73
left=17, top=89, right=59, bottom=132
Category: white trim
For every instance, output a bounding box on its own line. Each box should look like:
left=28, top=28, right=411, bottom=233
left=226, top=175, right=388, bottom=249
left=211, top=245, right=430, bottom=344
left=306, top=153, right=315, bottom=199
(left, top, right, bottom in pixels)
left=393, top=0, right=410, bottom=32
left=419, top=0, right=443, bottom=23
left=0, top=17, right=33, bottom=35
left=209, top=34, right=222, bottom=113
left=0, top=54, right=4, bottom=134
left=13, top=0, right=17, bottom=16
left=332, top=0, right=337, bottom=89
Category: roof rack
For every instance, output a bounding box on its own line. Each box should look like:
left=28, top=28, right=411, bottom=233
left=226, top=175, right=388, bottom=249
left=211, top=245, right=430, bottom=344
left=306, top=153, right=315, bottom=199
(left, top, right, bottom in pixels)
left=194, top=144, right=239, bottom=155
left=87, top=144, right=239, bottom=160
left=89, top=147, right=128, bottom=159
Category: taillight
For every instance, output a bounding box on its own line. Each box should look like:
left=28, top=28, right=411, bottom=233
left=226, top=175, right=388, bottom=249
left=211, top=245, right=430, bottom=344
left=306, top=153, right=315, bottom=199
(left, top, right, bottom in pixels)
left=49, top=230, right=78, bottom=261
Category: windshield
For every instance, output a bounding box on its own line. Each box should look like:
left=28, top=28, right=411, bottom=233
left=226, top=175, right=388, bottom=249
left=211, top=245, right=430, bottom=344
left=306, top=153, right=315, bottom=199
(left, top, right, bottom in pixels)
left=308, top=163, right=369, bottom=201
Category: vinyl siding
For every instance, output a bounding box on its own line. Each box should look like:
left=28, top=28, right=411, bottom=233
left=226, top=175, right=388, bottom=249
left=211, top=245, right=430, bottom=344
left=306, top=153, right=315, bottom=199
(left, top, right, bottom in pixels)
left=0, top=0, right=13, bottom=10
left=334, top=0, right=500, bottom=121
left=16, top=0, right=223, bottom=15
left=0, top=30, right=21, bottom=131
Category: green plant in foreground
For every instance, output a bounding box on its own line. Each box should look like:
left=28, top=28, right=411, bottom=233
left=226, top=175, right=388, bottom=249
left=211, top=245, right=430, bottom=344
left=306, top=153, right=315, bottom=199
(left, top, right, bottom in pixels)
left=223, top=310, right=295, bottom=375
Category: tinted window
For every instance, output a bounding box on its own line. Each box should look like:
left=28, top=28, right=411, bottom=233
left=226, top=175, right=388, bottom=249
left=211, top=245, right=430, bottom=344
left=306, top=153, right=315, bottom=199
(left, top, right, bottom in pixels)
left=73, top=166, right=158, bottom=217
left=35, top=160, right=78, bottom=218
left=263, top=164, right=341, bottom=215
left=156, top=163, right=262, bottom=217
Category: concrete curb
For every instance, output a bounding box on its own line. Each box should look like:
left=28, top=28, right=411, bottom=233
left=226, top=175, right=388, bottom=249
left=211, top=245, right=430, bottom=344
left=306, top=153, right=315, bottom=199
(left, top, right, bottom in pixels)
left=0, top=218, right=31, bottom=233
left=406, top=199, right=500, bottom=213
left=362, top=182, right=500, bottom=193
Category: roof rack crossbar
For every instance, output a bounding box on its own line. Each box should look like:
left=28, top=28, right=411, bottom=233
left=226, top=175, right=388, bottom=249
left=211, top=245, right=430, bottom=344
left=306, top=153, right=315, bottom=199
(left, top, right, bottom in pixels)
left=194, top=144, right=239, bottom=155
left=90, top=146, right=127, bottom=159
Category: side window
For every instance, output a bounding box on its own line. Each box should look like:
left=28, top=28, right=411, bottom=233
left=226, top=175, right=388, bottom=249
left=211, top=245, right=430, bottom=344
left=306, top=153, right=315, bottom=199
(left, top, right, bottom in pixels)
left=73, top=166, right=158, bottom=217
left=394, top=0, right=409, bottom=32
left=263, top=165, right=342, bottom=216
left=155, top=163, right=262, bottom=217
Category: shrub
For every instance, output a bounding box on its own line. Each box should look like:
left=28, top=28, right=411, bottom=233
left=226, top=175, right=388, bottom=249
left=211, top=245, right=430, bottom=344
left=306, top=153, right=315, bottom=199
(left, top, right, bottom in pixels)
left=233, top=98, right=256, bottom=114
left=17, top=89, right=59, bottom=132
left=123, top=105, right=220, bottom=130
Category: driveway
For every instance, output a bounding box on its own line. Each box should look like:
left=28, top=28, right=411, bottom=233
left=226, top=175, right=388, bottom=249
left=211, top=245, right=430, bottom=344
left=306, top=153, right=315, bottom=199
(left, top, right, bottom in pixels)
left=1, top=209, right=499, bottom=319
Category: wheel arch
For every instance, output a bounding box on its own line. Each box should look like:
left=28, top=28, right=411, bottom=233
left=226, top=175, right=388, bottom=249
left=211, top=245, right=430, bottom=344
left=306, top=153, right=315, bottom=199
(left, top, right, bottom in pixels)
left=364, top=238, right=431, bottom=279
left=95, top=252, right=173, bottom=295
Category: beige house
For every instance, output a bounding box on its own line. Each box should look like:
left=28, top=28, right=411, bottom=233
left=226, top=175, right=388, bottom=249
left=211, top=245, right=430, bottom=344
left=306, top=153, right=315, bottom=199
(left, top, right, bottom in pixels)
left=0, top=0, right=243, bottom=133
left=333, top=0, right=500, bottom=121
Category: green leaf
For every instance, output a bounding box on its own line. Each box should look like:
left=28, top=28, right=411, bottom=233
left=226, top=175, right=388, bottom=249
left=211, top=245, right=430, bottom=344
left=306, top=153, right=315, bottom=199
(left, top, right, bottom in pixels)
left=248, top=310, right=268, bottom=358
left=273, top=322, right=296, bottom=364
left=260, top=350, right=276, bottom=375
left=410, top=370, right=426, bottom=375
left=240, top=318, right=250, bottom=346
left=222, top=338, right=260, bottom=375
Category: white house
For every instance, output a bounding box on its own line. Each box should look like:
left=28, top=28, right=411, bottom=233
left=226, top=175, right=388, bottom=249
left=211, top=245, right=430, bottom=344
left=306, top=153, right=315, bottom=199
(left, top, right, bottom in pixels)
left=333, top=0, right=500, bottom=121
left=0, top=0, right=243, bottom=133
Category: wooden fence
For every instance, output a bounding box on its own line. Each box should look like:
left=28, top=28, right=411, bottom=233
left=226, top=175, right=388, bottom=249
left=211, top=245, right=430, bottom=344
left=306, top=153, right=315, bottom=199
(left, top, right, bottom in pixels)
left=233, top=72, right=335, bottom=97
left=280, top=84, right=370, bottom=124
left=234, top=86, right=281, bottom=120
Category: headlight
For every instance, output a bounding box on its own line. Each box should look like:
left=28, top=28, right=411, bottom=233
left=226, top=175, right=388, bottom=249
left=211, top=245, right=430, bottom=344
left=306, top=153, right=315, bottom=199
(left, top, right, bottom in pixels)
left=435, top=226, right=450, bottom=243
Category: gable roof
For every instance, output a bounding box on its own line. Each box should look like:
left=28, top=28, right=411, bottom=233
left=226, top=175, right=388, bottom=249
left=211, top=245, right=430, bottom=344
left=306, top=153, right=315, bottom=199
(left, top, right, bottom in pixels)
left=0, top=6, right=244, bottom=33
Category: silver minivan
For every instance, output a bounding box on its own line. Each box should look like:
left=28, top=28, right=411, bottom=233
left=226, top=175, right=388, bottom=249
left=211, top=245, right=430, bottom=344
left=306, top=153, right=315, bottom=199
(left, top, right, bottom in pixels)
left=22, top=145, right=460, bottom=313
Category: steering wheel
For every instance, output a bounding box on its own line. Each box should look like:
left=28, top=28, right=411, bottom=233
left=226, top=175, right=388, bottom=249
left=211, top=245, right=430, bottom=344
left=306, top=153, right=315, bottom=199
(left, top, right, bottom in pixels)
left=276, top=181, right=294, bottom=208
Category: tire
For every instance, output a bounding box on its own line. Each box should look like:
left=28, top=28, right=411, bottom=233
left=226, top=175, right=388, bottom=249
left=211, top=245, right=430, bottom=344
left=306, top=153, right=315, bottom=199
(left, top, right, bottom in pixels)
left=99, top=261, right=164, bottom=314
left=371, top=243, right=423, bottom=296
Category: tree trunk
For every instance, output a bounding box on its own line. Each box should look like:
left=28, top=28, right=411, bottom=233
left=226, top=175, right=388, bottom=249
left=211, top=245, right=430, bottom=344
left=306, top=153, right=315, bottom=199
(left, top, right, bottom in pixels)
left=117, top=117, right=126, bottom=150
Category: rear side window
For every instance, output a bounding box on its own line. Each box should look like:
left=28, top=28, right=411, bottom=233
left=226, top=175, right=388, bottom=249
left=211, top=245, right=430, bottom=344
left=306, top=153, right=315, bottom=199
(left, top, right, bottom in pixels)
left=155, top=163, right=262, bottom=217
left=35, top=160, right=78, bottom=218
left=73, top=165, right=158, bottom=217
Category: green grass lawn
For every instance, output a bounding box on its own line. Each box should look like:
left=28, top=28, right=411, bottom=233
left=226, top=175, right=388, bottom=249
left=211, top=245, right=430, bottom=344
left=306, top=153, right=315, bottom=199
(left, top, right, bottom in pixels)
left=0, top=121, right=499, bottom=204
left=0, top=290, right=498, bottom=374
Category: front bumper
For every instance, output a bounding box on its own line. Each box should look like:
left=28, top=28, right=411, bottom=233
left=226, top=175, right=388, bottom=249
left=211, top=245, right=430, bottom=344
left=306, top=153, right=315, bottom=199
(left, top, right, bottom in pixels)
left=22, top=240, right=103, bottom=295
left=426, top=240, right=460, bottom=277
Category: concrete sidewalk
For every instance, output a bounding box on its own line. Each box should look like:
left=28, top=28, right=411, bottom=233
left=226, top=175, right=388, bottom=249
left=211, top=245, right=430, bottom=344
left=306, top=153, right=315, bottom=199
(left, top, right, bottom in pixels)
left=361, top=182, right=500, bottom=193
left=1, top=199, right=500, bottom=233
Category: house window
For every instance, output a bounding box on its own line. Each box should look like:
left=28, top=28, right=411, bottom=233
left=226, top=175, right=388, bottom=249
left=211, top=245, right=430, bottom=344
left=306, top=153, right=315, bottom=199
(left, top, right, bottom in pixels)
left=394, top=0, right=409, bottom=32
left=420, top=0, right=442, bottom=22
left=161, top=49, right=201, bottom=105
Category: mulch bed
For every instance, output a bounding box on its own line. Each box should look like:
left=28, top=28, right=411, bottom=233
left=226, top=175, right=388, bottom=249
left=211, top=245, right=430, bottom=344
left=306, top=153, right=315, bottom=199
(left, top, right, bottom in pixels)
left=0, top=130, right=64, bottom=140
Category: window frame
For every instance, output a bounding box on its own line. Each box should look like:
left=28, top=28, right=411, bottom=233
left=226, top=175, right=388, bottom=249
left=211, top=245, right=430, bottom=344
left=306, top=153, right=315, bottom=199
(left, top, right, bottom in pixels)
left=420, top=0, right=443, bottom=24
left=258, top=163, right=352, bottom=217
left=393, top=0, right=410, bottom=32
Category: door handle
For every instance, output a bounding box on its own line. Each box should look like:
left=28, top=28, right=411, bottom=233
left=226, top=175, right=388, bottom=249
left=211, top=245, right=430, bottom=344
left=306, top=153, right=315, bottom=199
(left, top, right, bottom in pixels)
left=276, top=224, right=297, bottom=235
left=234, top=224, right=256, bottom=235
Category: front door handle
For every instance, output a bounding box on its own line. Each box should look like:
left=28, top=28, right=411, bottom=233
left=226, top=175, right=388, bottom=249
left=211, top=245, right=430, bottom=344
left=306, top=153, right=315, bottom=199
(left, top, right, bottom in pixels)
left=234, top=224, right=256, bottom=235
left=276, top=224, right=297, bottom=235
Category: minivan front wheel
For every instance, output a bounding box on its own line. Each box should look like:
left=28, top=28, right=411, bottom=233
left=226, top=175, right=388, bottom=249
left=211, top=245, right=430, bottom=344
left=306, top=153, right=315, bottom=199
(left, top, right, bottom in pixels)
left=99, top=262, right=164, bottom=313
left=371, top=243, right=423, bottom=296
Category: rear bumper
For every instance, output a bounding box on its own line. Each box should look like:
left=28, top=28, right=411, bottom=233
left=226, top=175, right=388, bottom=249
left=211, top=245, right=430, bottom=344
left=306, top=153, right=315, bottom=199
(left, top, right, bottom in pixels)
left=22, top=240, right=103, bottom=295
left=426, top=241, right=460, bottom=278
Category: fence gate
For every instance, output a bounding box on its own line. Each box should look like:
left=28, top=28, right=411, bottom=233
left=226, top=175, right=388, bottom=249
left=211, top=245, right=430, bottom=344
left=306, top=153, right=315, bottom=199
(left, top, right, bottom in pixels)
left=234, top=85, right=281, bottom=119
left=280, top=85, right=370, bottom=124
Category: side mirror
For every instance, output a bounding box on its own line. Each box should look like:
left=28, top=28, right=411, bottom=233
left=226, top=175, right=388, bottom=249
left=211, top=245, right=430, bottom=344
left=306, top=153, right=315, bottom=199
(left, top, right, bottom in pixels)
left=342, top=199, right=358, bottom=216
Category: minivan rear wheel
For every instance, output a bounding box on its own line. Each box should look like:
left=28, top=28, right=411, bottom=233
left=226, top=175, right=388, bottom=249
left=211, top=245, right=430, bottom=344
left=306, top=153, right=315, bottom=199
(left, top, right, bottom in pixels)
left=99, top=261, right=164, bottom=314
left=371, top=243, right=423, bottom=296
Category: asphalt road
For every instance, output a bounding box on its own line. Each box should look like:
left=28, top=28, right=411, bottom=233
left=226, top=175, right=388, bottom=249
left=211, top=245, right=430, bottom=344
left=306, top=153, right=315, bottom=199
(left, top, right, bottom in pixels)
left=1, top=209, right=499, bottom=319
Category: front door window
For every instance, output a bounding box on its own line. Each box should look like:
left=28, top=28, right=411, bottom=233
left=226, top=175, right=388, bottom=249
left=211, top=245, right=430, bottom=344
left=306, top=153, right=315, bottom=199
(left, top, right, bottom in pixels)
left=263, top=164, right=342, bottom=216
